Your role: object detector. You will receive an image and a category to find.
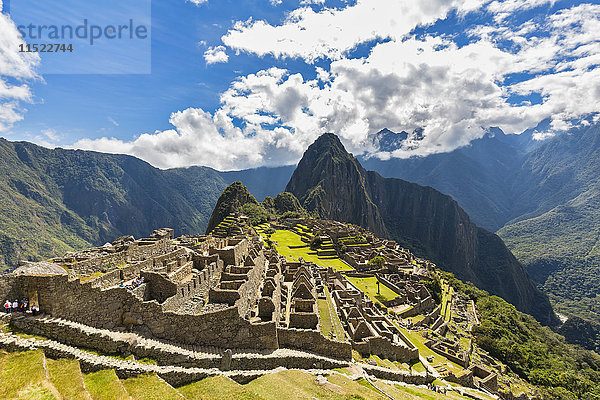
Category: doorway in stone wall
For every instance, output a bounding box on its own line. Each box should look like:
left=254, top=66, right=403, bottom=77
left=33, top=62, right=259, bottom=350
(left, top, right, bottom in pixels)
left=28, top=290, right=39, bottom=311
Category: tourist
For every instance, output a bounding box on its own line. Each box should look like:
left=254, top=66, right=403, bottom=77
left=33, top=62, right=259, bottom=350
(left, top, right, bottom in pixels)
left=20, top=298, right=28, bottom=312
left=31, top=305, right=39, bottom=316
left=12, top=300, right=18, bottom=312
left=4, top=300, right=11, bottom=313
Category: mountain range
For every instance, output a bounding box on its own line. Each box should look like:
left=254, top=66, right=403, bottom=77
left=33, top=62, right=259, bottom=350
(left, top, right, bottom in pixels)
left=361, top=120, right=600, bottom=331
left=4, top=118, right=600, bottom=328
left=285, top=133, right=556, bottom=325
left=0, top=139, right=289, bottom=270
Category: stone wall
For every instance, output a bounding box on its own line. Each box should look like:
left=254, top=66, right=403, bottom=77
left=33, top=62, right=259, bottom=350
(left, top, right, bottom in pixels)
left=16, top=274, right=278, bottom=350
left=65, top=238, right=173, bottom=276
left=142, top=271, right=178, bottom=303
left=235, top=252, right=266, bottom=319
left=359, top=336, right=419, bottom=362
left=277, top=327, right=352, bottom=360
left=209, top=239, right=248, bottom=266
left=0, top=275, right=17, bottom=302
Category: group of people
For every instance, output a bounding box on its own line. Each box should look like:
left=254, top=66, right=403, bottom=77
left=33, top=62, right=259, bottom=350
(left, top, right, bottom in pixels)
left=427, top=383, right=447, bottom=394
left=120, top=276, right=145, bottom=290
left=3, top=298, right=38, bottom=315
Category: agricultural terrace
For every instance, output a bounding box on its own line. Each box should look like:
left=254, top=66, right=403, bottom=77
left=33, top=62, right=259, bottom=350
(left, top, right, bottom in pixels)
left=317, top=286, right=347, bottom=341
left=391, top=323, right=467, bottom=376
left=262, top=228, right=354, bottom=272
left=345, top=275, right=399, bottom=306
left=441, top=279, right=454, bottom=321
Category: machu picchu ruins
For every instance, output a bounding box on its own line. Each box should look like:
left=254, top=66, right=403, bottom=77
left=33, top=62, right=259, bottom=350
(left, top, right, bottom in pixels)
left=0, top=213, right=539, bottom=399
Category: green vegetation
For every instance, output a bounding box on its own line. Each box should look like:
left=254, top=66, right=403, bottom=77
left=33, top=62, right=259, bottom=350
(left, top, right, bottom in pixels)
left=121, top=374, right=183, bottom=400
left=0, top=349, right=57, bottom=399
left=0, top=139, right=228, bottom=271
left=178, top=375, right=263, bottom=400
left=317, top=286, right=346, bottom=341
left=270, top=229, right=353, bottom=271
left=422, top=279, right=442, bottom=304
left=206, top=181, right=260, bottom=233
left=284, top=132, right=555, bottom=325
left=46, top=358, right=90, bottom=400
left=367, top=256, right=385, bottom=268
left=84, top=369, right=130, bottom=400
left=246, top=369, right=382, bottom=400
left=442, top=273, right=600, bottom=399
left=345, top=276, right=398, bottom=305
left=310, top=236, right=322, bottom=250
left=240, top=202, right=270, bottom=226
left=378, top=381, right=482, bottom=400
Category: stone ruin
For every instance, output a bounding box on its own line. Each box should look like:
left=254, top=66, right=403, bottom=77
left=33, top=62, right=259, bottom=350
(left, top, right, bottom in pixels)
left=0, top=226, right=360, bottom=366
left=0, top=215, right=505, bottom=394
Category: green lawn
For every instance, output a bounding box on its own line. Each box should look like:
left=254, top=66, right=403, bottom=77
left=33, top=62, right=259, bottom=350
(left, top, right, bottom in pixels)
left=84, top=370, right=131, bottom=400
left=121, top=374, right=183, bottom=400
left=245, top=370, right=383, bottom=400
left=377, top=381, right=481, bottom=400
left=270, top=230, right=353, bottom=271
left=345, top=276, right=399, bottom=305
left=47, top=358, right=90, bottom=400
left=0, top=350, right=58, bottom=399
left=178, top=375, right=263, bottom=400
left=441, top=280, right=454, bottom=321
left=393, top=323, right=465, bottom=374
left=317, top=287, right=347, bottom=341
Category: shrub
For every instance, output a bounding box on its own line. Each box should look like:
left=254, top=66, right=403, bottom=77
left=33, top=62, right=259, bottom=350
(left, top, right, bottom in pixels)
left=310, top=236, right=322, bottom=250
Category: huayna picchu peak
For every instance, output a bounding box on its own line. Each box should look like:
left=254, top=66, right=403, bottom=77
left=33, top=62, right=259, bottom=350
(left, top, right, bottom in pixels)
left=287, top=133, right=557, bottom=326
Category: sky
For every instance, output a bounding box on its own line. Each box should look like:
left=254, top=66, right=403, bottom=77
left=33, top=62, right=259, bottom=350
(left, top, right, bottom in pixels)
left=0, top=0, right=599, bottom=170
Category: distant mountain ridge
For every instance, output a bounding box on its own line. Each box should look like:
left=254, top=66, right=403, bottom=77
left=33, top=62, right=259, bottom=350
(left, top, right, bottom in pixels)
left=361, top=120, right=600, bottom=340
left=286, top=133, right=557, bottom=325
left=0, top=139, right=287, bottom=271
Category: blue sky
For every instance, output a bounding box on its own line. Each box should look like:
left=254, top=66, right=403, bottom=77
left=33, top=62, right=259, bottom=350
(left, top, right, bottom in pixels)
left=0, top=0, right=599, bottom=170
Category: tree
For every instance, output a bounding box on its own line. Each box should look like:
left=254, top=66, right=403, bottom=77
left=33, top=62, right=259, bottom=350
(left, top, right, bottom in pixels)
left=367, top=256, right=386, bottom=268
left=310, top=236, right=322, bottom=250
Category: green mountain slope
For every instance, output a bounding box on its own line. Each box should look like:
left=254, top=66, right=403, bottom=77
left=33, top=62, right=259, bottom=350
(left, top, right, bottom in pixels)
left=285, top=133, right=557, bottom=325
left=496, top=122, right=600, bottom=329
left=0, top=139, right=228, bottom=270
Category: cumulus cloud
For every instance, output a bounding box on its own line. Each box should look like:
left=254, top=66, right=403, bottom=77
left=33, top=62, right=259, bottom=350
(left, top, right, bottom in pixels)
left=73, top=107, right=296, bottom=170
left=186, top=0, right=208, bottom=5
left=204, top=45, right=229, bottom=65
left=75, top=1, right=600, bottom=169
left=0, top=11, right=40, bottom=131
left=222, top=0, right=485, bottom=62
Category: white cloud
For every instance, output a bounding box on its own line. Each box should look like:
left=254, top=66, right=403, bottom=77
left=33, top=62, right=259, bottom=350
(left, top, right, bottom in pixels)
left=75, top=1, right=600, bottom=169
left=204, top=45, right=229, bottom=65
left=0, top=12, right=40, bottom=131
left=487, top=0, right=556, bottom=22
left=186, top=0, right=208, bottom=5
left=73, top=107, right=293, bottom=170
left=222, top=0, right=485, bottom=62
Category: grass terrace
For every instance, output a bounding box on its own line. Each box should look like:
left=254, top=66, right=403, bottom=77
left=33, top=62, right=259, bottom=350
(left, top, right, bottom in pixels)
left=392, top=322, right=466, bottom=375
left=441, top=280, right=454, bottom=321
left=317, top=286, right=347, bottom=341
left=84, top=369, right=131, bottom=400
left=345, top=275, right=399, bottom=305
left=269, top=229, right=353, bottom=271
